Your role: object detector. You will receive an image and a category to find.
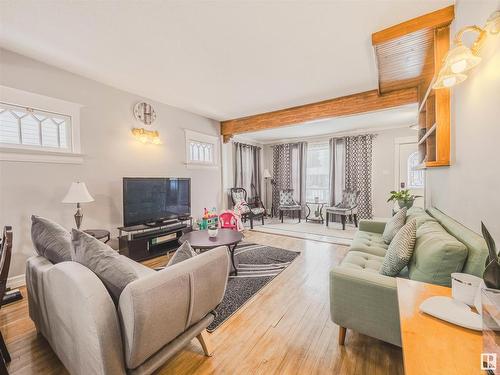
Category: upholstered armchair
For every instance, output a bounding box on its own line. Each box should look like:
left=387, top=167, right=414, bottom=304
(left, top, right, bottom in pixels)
left=278, top=189, right=302, bottom=223
left=325, top=190, right=360, bottom=230
left=230, top=187, right=265, bottom=229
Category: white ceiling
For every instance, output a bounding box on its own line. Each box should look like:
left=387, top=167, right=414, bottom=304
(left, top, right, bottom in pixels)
left=238, top=104, right=418, bottom=143
left=0, top=1, right=453, bottom=121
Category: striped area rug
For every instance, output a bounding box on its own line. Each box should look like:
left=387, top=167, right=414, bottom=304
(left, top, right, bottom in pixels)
left=207, top=242, right=300, bottom=332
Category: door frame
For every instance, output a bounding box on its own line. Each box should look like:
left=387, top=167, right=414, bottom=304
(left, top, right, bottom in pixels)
left=394, top=136, right=419, bottom=191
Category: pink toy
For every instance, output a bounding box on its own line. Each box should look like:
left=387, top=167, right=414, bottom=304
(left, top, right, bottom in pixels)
left=219, top=211, right=244, bottom=231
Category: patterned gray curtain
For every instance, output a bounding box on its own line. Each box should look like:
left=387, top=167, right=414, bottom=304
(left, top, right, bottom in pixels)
left=234, top=142, right=261, bottom=199
left=272, top=144, right=292, bottom=216
left=271, top=142, right=307, bottom=217
left=345, top=134, right=374, bottom=219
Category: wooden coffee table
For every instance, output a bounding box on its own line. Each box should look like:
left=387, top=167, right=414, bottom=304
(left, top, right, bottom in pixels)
left=396, top=278, right=482, bottom=375
left=179, top=229, right=244, bottom=275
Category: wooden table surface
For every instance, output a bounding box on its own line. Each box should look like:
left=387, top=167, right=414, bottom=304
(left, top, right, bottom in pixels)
left=396, top=278, right=483, bottom=375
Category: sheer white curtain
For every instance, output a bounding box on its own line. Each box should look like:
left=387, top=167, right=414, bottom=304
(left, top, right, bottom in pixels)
left=329, top=138, right=346, bottom=206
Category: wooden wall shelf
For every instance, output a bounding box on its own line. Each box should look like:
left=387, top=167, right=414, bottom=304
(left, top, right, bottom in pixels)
left=416, top=26, right=451, bottom=168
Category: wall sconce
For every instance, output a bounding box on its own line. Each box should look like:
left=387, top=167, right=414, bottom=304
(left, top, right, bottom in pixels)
left=132, top=128, right=161, bottom=144
left=433, top=10, right=500, bottom=89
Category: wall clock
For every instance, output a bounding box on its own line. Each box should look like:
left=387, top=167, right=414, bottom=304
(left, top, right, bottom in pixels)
left=134, top=102, right=157, bottom=125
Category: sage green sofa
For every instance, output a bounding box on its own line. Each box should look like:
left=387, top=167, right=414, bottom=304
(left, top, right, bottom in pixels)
left=330, top=207, right=488, bottom=347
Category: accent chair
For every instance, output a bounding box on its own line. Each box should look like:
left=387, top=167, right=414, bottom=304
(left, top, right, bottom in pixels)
left=278, top=189, right=302, bottom=223
left=230, top=187, right=265, bottom=229
left=325, top=189, right=360, bottom=230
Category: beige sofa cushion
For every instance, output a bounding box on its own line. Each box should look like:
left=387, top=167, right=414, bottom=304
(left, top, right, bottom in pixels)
left=31, top=215, right=72, bottom=263
left=71, top=229, right=154, bottom=303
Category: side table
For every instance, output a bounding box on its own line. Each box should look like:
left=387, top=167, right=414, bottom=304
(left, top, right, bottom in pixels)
left=84, top=229, right=111, bottom=243
left=305, top=201, right=326, bottom=224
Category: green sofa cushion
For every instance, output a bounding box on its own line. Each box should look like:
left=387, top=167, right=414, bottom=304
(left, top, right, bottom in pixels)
left=427, top=207, right=488, bottom=278
left=408, top=220, right=468, bottom=286
left=406, top=207, right=437, bottom=227
left=350, top=231, right=388, bottom=257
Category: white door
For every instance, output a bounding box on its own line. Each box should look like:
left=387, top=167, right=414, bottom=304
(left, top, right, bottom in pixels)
left=395, top=141, right=425, bottom=208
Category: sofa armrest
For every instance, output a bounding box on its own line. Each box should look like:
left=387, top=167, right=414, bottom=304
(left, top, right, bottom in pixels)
left=358, top=219, right=387, bottom=234
left=118, top=246, right=229, bottom=370
left=330, top=266, right=401, bottom=346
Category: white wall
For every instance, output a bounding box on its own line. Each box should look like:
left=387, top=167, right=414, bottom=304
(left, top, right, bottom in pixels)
left=0, top=49, right=222, bottom=279
left=426, top=1, right=500, bottom=240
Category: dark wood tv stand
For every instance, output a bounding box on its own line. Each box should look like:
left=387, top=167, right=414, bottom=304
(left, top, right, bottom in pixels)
left=118, top=218, right=192, bottom=261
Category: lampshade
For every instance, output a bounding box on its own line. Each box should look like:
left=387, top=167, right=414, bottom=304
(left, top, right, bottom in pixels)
left=433, top=65, right=468, bottom=90
left=263, top=169, right=272, bottom=179
left=62, top=182, right=94, bottom=203
left=486, top=10, right=500, bottom=34
left=443, top=43, right=482, bottom=74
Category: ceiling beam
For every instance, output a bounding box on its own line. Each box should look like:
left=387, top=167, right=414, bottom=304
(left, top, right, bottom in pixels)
left=220, top=88, right=417, bottom=141
left=371, top=5, right=454, bottom=45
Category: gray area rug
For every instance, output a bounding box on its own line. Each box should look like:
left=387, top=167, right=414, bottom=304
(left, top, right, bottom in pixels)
left=207, top=242, right=300, bottom=332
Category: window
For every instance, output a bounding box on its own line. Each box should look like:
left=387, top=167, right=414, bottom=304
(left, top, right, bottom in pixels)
left=0, top=86, right=82, bottom=163
left=407, top=151, right=424, bottom=188
left=305, top=142, right=330, bottom=202
left=185, top=129, right=218, bottom=167
left=0, top=102, right=71, bottom=151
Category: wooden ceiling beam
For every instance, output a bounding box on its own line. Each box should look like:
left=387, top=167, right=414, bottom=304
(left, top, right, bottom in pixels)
left=220, top=87, right=417, bottom=140
left=371, top=5, right=454, bottom=45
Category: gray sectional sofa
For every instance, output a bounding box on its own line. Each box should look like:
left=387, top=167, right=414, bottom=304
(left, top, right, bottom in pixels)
left=27, top=243, right=229, bottom=375
left=330, top=207, right=488, bottom=346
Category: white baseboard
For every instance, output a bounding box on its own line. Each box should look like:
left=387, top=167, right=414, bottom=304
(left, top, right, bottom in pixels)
left=7, top=274, right=26, bottom=289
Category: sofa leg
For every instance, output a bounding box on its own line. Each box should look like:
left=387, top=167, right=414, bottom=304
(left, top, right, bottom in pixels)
left=250, top=217, right=254, bottom=229
left=196, top=330, right=213, bottom=357
left=338, top=326, right=347, bottom=345
left=353, top=214, right=358, bottom=227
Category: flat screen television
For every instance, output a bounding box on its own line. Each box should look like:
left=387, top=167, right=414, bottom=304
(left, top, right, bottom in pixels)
left=123, top=177, right=191, bottom=227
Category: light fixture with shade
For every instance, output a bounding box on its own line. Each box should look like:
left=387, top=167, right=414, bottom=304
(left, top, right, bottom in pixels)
left=132, top=128, right=161, bottom=144
left=433, top=10, right=500, bottom=90
left=62, top=182, right=94, bottom=229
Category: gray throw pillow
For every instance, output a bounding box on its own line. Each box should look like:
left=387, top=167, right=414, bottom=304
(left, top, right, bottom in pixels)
left=382, top=207, right=407, bottom=244
left=167, top=241, right=197, bottom=266
left=31, top=215, right=72, bottom=263
left=71, top=229, right=154, bottom=303
left=380, top=219, right=417, bottom=277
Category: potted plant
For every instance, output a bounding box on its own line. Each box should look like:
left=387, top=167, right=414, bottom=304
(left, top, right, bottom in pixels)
left=387, top=189, right=422, bottom=209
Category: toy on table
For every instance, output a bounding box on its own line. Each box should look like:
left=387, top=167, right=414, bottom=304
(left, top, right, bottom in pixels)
left=198, top=207, right=219, bottom=230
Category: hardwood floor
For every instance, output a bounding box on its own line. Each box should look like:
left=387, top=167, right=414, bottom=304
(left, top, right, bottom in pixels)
left=1, top=231, right=403, bottom=374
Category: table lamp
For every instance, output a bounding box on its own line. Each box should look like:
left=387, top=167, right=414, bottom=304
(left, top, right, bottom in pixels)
left=62, top=182, right=94, bottom=229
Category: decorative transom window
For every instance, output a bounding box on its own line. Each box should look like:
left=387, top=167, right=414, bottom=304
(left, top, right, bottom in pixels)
left=189, top=141, right=214, bottom=163
left=184, top=129, right=218, bottom=167
left=0, top=102, right=72, bottom=151
left=407, top=151, right=424, bottom=188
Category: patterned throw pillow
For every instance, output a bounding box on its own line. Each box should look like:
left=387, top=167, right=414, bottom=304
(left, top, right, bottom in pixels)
left=280, top=190, right=295, bottom=206
left=382, top=207, right=407, bottom=244
left=167, top=241, right=198, bottom=266
left=380, top=219, right=417, bottom=276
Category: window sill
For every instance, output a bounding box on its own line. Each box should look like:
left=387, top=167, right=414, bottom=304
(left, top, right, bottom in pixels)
left=0, top=147, right=84, bottom=164
left=185, top=162, right=219, bottom=170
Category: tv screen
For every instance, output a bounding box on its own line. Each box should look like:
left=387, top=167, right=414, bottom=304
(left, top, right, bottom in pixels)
left=123, top=177, right=191, bottom=227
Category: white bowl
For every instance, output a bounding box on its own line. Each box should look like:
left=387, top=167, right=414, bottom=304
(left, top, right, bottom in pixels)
left=451, top=273, right=482, bottom=306
left=208, top=228, right=218, bottom=238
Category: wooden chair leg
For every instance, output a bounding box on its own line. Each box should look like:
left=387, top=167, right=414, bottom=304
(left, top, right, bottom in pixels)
left=0, top=332, right=10, bottom=363
left=196, top=330, right=213, bottom=357
left=353, top=214, right=358, bottom=227
left=281, top=211, right=284, bottom=223
left=339, top=326, right=347, bottom=345
left=341, top=215, right=346, bottom=230
left=250, top=217, right=254, bottom=229
left=261, top=215, right=264, bottom=225
left=326, top=212, right=329, bottom=226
